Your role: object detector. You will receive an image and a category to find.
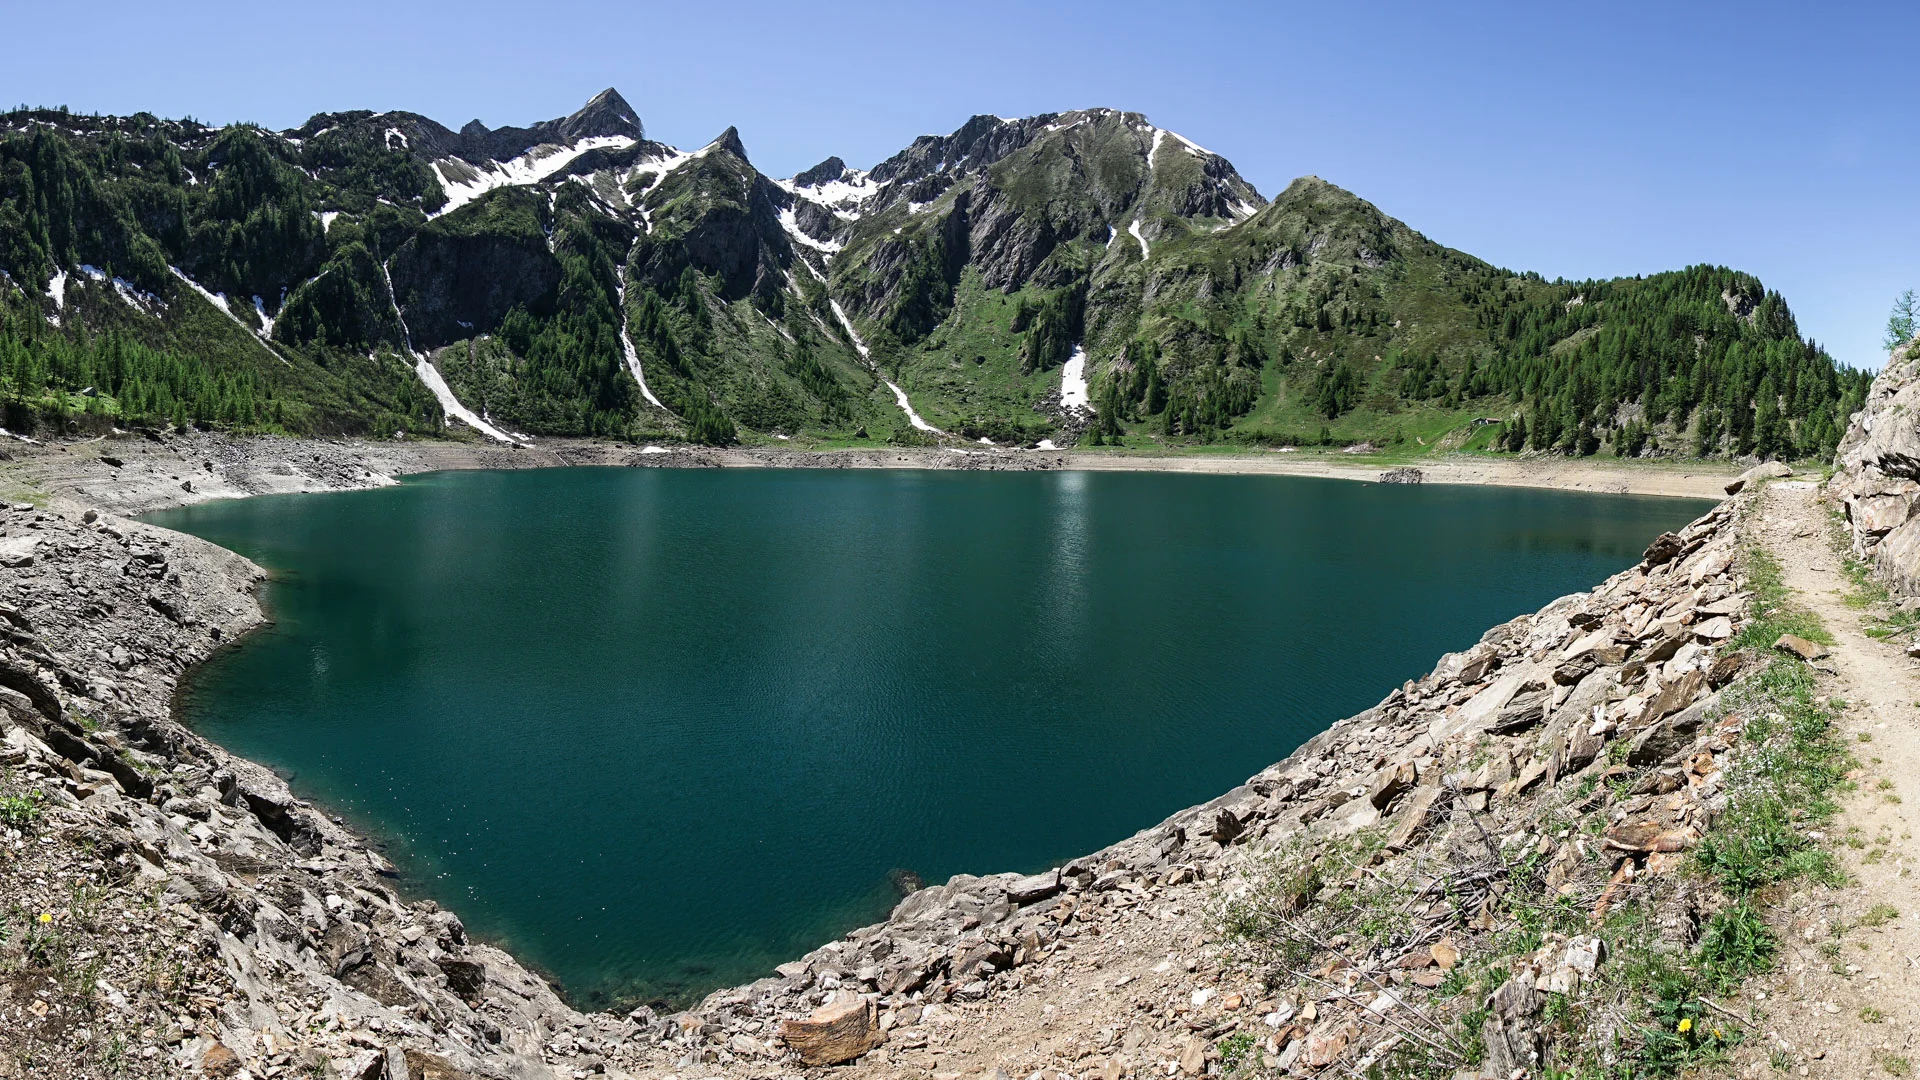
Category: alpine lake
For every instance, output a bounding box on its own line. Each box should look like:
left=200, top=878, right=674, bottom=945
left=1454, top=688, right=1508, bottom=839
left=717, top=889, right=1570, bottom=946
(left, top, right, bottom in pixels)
left=143, top=467, right=1713, bottom=1009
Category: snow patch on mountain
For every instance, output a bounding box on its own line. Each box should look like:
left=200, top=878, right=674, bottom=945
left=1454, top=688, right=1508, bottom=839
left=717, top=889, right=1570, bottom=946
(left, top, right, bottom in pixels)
left=831, top=299, right=942, bottom=434
left=616, top=278, right=667, bottom=411
left=886, top=380, right=942, bottom=434
left=169, top=267, right=232, bottom=316
left=377, top=256, right=516, bottom=440
left=1168, top=130, right=1213, bottom=157
left=785, top=170, right=878, bottom=220
left=412, top=353, right=520, bottom=443
left=1060, top=345, right=1091, bottom=411
left=1128, top=219, right=1150, bottom=260
left=59, top=264, right=161, bottom=316
left=170, top=267, right=286, bottom=363
left=113, top=277, right=164, bottom=315
left=626, top=147, right=696, bottom=196
left=432, top=135, right=636, bottom=217
left=45, top=269, right=67, bottom=323
left=830, top=301, right=872, bottom=362
left=777, top=207, right=842, bottom=254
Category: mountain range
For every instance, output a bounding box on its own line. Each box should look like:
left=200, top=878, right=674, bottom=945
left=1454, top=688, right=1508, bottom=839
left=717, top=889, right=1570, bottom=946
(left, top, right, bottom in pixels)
left=0, top=89, right=1869, bottom=457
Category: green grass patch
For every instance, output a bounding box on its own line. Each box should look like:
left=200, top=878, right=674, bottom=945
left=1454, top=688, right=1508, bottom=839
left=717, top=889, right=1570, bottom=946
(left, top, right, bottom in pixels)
left=0, top=789, right=44, bottom=830
left=1698, top=901, right=1777, bottom=991
left=1861, top=903, right=1900, bottom=928
left=1693, top=660, right=1849, bottom=892
left=1729, top=547, right=1832, bottom=649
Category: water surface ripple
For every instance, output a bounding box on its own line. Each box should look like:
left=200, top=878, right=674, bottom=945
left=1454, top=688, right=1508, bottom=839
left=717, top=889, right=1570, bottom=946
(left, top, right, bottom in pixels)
left=147, top=468, right=1711, bottom=1007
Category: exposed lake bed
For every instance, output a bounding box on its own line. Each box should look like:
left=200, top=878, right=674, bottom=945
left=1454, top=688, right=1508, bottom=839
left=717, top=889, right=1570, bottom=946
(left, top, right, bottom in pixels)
left=142, top=466, right=1712, bottom=1008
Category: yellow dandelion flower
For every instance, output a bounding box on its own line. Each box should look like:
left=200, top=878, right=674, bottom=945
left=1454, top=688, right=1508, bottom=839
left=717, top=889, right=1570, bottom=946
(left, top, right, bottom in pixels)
left=36, top=912, right=52, bottom=924
left=1677, top=1018, right=1692, bottom=1033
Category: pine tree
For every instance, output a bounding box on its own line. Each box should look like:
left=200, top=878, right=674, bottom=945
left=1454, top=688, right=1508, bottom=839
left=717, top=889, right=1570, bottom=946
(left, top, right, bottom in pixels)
left=1753, top=375, right=1784, bottom=460
left=1888, top=290, right=1918, bottom=352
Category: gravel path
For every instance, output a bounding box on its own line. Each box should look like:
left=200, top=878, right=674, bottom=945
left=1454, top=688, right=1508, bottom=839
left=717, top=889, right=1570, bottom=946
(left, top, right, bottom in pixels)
left=1733, top=480, right=1920, bottom=1077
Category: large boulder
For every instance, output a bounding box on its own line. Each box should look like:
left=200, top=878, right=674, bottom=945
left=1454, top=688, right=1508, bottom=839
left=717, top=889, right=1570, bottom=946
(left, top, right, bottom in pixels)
left=1723, top=460, right=1790, bottom=495
left=778, top=993, right=879, bottom=1065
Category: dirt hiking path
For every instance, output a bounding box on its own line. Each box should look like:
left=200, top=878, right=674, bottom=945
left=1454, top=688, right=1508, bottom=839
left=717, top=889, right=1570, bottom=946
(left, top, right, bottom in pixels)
left=1732, top=480, right=1920, bottom=1077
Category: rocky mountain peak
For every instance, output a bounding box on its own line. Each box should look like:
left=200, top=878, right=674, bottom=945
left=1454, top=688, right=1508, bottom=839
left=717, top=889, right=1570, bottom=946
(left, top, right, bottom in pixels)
left=794, top=156, right=847, bottom=188
left=868, top=114, right=1045, bottom=188
left=415, top=90, right=643, bottom=167
left=561, top=88, right=643, bottom=143
left=707, top=126, right=750, bottom=163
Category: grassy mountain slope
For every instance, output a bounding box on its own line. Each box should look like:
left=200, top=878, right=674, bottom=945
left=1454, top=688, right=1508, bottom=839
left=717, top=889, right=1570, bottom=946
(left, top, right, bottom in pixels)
left=0, top=97, right=1870, bottom=459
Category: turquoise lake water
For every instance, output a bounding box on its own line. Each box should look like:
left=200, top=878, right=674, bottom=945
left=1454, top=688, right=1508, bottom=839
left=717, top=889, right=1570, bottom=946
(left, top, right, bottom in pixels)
left=144, top=468, right=1711, bottom=1008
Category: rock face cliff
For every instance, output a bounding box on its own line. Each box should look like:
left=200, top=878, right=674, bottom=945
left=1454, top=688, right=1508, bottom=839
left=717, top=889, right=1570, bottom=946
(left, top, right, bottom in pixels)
left=1831, top=338, right=1920, bottom=592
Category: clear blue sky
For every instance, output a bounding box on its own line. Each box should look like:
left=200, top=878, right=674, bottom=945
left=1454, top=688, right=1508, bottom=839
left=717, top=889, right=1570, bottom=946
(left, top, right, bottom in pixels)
left=9, top=0, right=1913, bottom=370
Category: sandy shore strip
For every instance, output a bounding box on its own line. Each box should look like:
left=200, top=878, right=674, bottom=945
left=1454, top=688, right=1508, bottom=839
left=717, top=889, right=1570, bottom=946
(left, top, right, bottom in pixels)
left=0, top=432, right=1743, bottom=516
left=1051, top=450, right=1740, bottom=498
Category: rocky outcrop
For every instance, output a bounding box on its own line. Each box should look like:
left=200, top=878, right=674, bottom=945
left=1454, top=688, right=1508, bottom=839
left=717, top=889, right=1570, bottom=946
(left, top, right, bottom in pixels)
left=389, top=189, right=564, bottom=350
left=792, top=157, right=848, bottom=190
left=634, top=142, right=796, bottom=305
left=1831, top=338, right=1920, bottom=592
left=867, top=115, right=1051, bottom=191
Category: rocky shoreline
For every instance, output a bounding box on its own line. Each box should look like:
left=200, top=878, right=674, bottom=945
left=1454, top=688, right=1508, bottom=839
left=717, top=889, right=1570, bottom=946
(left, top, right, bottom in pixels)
left=0, top=493, right=617, bottom=1079
left=0, top=430, right=1761, bottom=1079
